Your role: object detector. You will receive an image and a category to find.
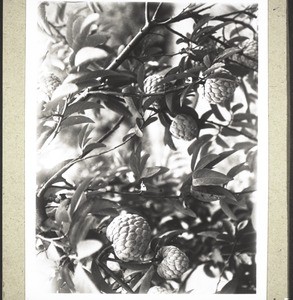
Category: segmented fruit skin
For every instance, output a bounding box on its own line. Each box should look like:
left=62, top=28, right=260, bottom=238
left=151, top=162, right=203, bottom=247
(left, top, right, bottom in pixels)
left=143, top=74, right=165, bottom=94
left=37, top=73, right=61, bottom=102
left=231, top=39, right=258, bottom=69
left=170, top=114, right=199, bottom=141
left=147, top=286, right=173, bottom=294
left=157, top=246, right=189, bottom=280
left=203, top=68, right=238, bottom=104
left=106, top=213, right=151, bottom=262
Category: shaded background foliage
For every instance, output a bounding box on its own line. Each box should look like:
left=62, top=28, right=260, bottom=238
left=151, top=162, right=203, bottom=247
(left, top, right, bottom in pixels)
left=35, top=1, right=258, bottom=294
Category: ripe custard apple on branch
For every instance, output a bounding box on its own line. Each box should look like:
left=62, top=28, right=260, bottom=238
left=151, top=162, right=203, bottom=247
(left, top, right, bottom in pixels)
left=202, top=68, right=238, bottom=105
left=156, top=246, right=189, bottom=280
left=170, top=114, right=199, bottom=141
left=231, top=39, right=258, bottom=69
left=106, top=213, right=151, bottom=262
left=37, top=73, right=61, bottom=103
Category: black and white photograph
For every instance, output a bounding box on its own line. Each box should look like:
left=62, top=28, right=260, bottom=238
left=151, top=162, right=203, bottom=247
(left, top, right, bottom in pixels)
left=26, top=0, right=268, bottom=298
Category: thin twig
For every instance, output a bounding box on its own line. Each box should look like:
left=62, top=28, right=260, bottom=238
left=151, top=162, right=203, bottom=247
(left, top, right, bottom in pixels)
left=215, top=236, right=238, bottom=293
left=145, top=2, right=151, bottom=25
left=151, top=2, right=164, bottom=21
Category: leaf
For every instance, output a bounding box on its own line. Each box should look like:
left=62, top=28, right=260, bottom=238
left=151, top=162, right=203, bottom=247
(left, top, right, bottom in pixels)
left=203, top=55, right=211, bottom=68
left=127, top=99, right=141, bottom=120
left=72, top=13, right=101, bottom=51
left=103, top=97, right=132, bottom=117
left=51, top=81, right=99, bottom=105
left=216, top=136, right=230, bottom=148
left=84, top=32, right=109, bottom=47
left=141, top=166, right=168, bottom=179
left=231, top=103, right=244, bottom=113
left=37, top=3, right=52, bottom=36
left=192, top=169, right=232, bottom=186
left=51, top=83, right=79, bottom=102
left=192, top=14, right=213, bottom=34
left=82, top=142, right=106, bottom=155
left=140, top=154, right=150, bottom=172
left=78, top=124, right=93, bottom=149
left=88, top=196, right=121, bottom=215
left=221, top=127, right=239, bottom=137
left=66, top=12, right=80, bottom=47
left=227, top=163, right=250, bottom=178
left=60, top=262, right=75, bottom=292
left=195, top=154, right=219, bottom=170
left=180, top=82, right=197, bottom=107
left=210, top=104, right=226, bottom=121
left=213, top=47, right=241, bottom=63
left=70, top=177, right=92, bottom=215
left=233, top=113, right=257, bottom=122
left=91, top=261, right=115, bottom=293
left=159, top=68, right=201, bottom=85
left=138, top=266, right=155, bottom=293
left=206, top=21, right=233, bottom=35
left=191, top=185, right=237, bottom=203
left=69, top=215, right=96, bottom=249
left=164, top=127, right=177, bottom=151
left=158, top=112, right=172, bottom=127
left=142, top=117, right=158, bottom=128
left=220, top=199, right=237, bottom=220
left=188, top=134, right=213, bottom=170
left=202, top=63, right=225, bottom=77
left=55, top=199, right=70, bottom=225
left=222, top=219, right=236, bottom=237
left=232, top=122, right=256, bottom=129
left=204, top=150, right=237, bottom=169
left=219, top=276, right=239, bottom=293
left=65, top=102, right=103, bottom=117
left=173, top=201, right=197, bottom=218
left=73, top=263, right=101, bottom=293
left=188, top=134, right=213, bottom=155
left=76, top=240, right=103, bottom=260
left=237, top=219, right=249, bottom=231
left=197, top=231, right=219, bottom=239
left=137, top=64, right=145, bottom=91
left=61, top=116, right=94, bottom=129
left=75, top=47, right=108, bottom=67
left=151, top=229, right=186, bottom=252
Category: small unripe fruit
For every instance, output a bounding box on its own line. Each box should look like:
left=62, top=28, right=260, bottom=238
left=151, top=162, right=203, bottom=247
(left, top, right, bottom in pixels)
left=170, top=114, right=199, bottom=141
left=37, top=73, right=61, bottom=102
left=231, top=39, right=258, bottom=69
left=147, top=286, right=173, bottom=294
left=156, top=246, right=189, bottom=280
left=106, top=213, right=151, bottom=262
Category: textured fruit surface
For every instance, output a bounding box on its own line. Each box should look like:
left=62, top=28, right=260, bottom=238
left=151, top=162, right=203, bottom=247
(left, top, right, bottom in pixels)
left=170, top=114, right=199, bottom=141
left=143, top=74, right=165, bottom=94
left=147, top=286, right=173, bottom=294
left=106, top=213, right=151, bottom=262
left=157, top=246, right=189, bottom=279
left=203, top=70, right=238, bottom=104
left=37, top=73, right=61, bottom=102
left=231, top=39, right=258, bottom=69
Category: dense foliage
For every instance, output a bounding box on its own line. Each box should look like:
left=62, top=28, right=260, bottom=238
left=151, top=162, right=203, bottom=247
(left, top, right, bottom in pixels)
left=35, top=1, right=258, bottom=294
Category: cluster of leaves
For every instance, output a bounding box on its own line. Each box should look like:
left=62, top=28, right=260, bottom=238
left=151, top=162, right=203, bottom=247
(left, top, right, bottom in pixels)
left=36, top=1, right=258, bottom=294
